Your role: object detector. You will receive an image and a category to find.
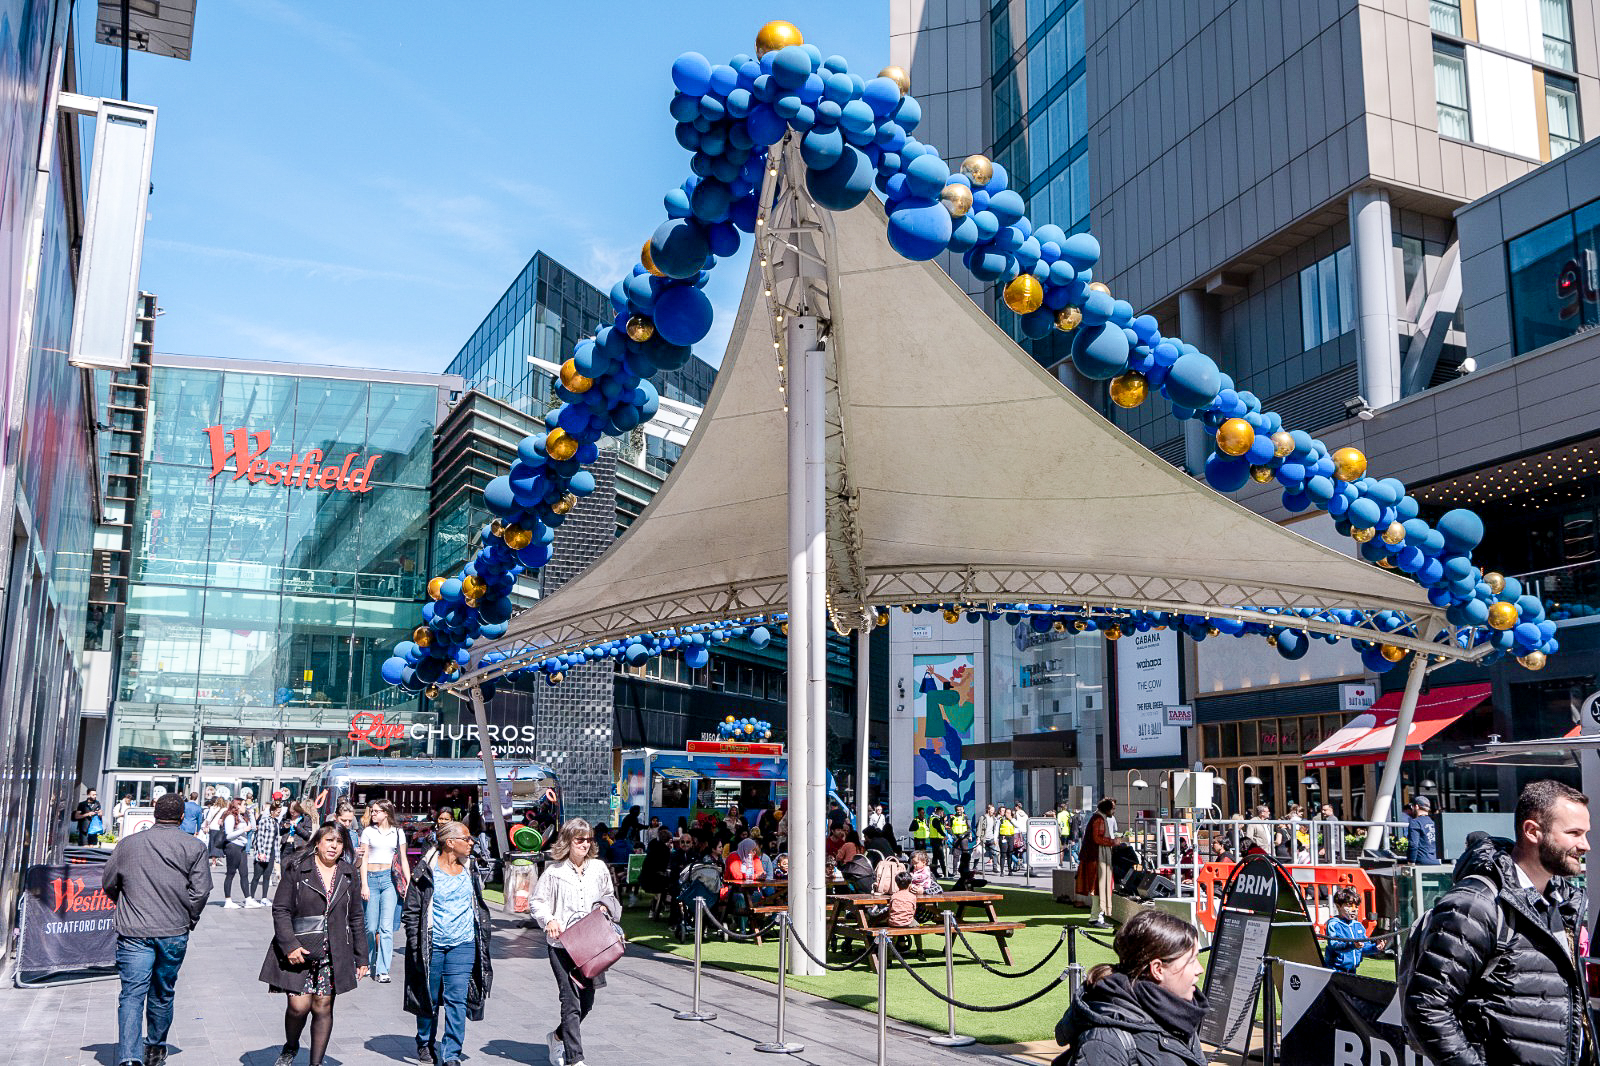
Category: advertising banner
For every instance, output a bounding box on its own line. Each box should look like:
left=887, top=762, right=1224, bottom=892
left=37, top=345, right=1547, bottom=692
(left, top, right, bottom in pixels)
left=16, top=861, right=118, bottom=983
left=913, top=652, right=975, bottom=820
left=1114, top=628, right=1182, bottom=762
left=1279, top=962, right=1429, bottom=1066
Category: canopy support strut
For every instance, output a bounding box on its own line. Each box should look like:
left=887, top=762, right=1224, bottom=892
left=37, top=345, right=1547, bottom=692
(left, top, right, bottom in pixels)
left=469, top=684, right=513, bottom=861
left=856, top=623, right=870, bottom=832
left=1364, top=653, right=1428, bottom=850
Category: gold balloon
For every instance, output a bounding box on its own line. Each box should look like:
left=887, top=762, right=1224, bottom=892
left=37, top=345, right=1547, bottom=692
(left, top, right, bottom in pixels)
left=1003, top=274, right=1045, bottom=314
left=546, top=428, right=578, bottom=461
left=780, top=621, right=789, bottom=635
left=875, top=611, right=889, bottom=627
left=1055, top=307, right=1083, bottom=332
left=1266, top=635, right=1279, bottom=647
left=1215, top=417, right=1255, bottom=458
left=1109, top=371, right=1148, bottom=409
left=1350, top=526, right=1376, bottom=543
left=641, top=238, right=664, bottom=278
left=489, top=520, right=504, bottom=537
left=503, top=526, right=533, bottom=551
left=550, top=672, right=565, bottom=685
left=1488, top=601, right=1519, bottom=631
left=1104, top=625, right=1123, bottom=641
left=1518, top=650, right=1548, bottom=671
left=1331, top=446, right=1367, bottom=482
left=1268, top=431, right=1293, bottom=459
left=1376, top=557, right=1396, bottom=569
left=462, top=576, right=486, bottom=600
left=942, top=608, right=960, bottom=623
left=940, top=183, right=973, bottom=217
left=425, top=685, right=440, bottom=699
left=1051, top=620, right=1066, bottom=633
left=755, top=20, right=803, bottom=56
left=413, top=625, right=433, bottom=647
left=1249, top=464, right=1275, bottom=484
left=878, top=65, right=911, bottom=94
left=1380, top=522, right=1406, bottom=545
left=1072, top=620, right=1087, bottom=632
left=1205, top=626, right=1221, bottom=637
left=961, top=154, right=993, bottom=186
left=559, top=358, right=593, bottom=394
left=1483, top=571, right=1506, bottom=595
left=427, top=577, right=445, bottom=601
left=625, top=314, right=655, bottom=343
left=1379, top=644, right=1407, bottom=663
left=552, top=493, right=577, bottom=516
left=1087, top=281, right=1112, bottom=295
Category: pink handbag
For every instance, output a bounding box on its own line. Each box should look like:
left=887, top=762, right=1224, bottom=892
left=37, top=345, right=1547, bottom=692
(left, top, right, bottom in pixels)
left=559, top=906, right=625, bottom=979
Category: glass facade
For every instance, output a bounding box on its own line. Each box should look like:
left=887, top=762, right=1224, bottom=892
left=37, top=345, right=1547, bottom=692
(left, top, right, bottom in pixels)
left=113, top=360, right=455, bottom=785
left=984, top=619, right=1104, bottom=811
left=1507, top=196, right=1600, bottom=355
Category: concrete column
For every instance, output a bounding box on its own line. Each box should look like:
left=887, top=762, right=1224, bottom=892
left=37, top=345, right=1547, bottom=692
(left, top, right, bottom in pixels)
left=1176, top=289, right=1215, bottom=475
left=1349, top=188, right=1401, bottom=410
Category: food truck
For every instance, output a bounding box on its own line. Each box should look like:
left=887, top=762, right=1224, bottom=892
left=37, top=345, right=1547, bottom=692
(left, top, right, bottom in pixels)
left=617, top=742, right=853, bottom=831
left=303, top=756, right=562, bottom=862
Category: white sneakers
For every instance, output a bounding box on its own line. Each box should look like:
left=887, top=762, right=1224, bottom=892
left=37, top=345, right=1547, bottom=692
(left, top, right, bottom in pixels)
left=222, top=900, right=241, bottom=909
left=546, top=1030, right=564, bottom=1066
left=244, top=898, right=267, bottom=908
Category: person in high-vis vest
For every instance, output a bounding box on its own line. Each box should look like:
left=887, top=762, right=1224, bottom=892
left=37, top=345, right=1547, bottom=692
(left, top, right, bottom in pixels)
left=997, top=810, right=1017, bottom=874
left=949, top=808, right=975, bottom=887
left=908, top=807, right=929, bottom=854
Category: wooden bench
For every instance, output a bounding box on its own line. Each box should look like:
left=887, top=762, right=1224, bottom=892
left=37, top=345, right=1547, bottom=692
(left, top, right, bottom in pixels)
left=836, top=921, right=1027, bottom=969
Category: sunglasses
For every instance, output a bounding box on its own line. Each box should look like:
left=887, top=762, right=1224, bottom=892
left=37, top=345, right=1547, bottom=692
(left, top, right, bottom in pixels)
left=573, top=836, right=593, bottom=843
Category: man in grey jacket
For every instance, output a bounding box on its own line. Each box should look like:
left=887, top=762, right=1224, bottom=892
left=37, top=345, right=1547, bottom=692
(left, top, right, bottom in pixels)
left=102, top=792, right=212, bottom=1066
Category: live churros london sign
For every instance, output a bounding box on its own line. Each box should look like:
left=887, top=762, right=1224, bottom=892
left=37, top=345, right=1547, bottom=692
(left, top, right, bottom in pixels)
left=203, top=426, right=383, bottom=492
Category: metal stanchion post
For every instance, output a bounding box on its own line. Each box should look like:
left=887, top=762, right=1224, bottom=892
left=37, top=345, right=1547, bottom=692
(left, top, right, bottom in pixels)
left=756, top=914, right=804, bottom=1054
left=674, top=897, right=719, bottom=1022
left=1262, top=957, right=1279, bottom=1066
left=876, top=933, right=889, bottom=1066
left=1066, top=925, right=1083, bottom=1000
left=929, top=909, right=975, bottom=1046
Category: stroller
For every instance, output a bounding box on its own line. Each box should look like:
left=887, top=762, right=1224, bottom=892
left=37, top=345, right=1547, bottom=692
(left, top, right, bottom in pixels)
left=673, top=860, right=723, bottom=942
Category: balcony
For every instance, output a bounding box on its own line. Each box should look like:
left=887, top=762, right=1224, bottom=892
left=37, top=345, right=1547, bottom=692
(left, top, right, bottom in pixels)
left=1515, top=559, right=1600, bottom=623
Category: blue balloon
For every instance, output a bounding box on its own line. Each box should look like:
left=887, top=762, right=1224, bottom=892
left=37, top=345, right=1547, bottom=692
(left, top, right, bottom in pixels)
left=651, top=283, right=714, bottom=346
left=749, top=626, right=772, bottom=648
left=671, top=52, right=713, bottom=95
left=569, top=469, right=597, bottom=496
left=770, top=46, right=813, bottom=90
left=1204, top=454, right=1251, bottom=492
left=904, top=153, right=949, bottom=200
left=1059, top=232, right=1100, bottom=272
left=381, top=656, right=407, bottom=685
left=1164, top=352, right=1221, bottom=409
left=862, top=76, right=901, bottom=118
left=1438, top=508, right=1485, bottom=553
left=800, top=126, right=845, bottom=169
left=650, top=218, right=711, bottom=279
left=806, top=145, right=875, bottom=211
left=484, top=475, right=516, bottom=517
left=1070, top=321, right=1131, bottom=379
left=685, top=645, right=710, bottom=669
left=886, top=202, right=953, bottom=260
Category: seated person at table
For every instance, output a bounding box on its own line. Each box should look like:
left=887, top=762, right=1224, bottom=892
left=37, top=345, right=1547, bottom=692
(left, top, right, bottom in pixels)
left=836, top=842, right=875, bottom=892
left=887, top=871, right=919, bottom=928
left=824, top=826, right=848, bottom=859
left=724, top=837, right=768, bottom=885
left=909, top=851, right=943, bottom=895
left=773, top=852, right=790, bottom=878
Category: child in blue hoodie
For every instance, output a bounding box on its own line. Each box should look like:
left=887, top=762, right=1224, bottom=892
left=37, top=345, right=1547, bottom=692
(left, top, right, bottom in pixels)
left=1324, top=887, right=1369, bottom=973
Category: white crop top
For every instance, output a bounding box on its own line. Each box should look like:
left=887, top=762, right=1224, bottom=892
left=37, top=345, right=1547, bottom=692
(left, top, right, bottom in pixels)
left=360, top=825, right=402, bottom=866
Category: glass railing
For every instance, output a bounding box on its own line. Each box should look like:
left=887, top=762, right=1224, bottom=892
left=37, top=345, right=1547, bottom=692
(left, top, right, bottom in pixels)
left=134, top=555, right=426, bottom=601
left=1514, top=559, right=1600, bottom=621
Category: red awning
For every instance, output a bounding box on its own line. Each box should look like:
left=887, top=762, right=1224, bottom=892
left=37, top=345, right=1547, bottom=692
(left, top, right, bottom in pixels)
left=1303, top=683, right=1492, bottom=768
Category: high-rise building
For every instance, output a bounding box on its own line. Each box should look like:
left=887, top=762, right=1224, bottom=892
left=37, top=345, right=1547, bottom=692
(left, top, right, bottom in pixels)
left=897, top=0, right=1598, bottom=826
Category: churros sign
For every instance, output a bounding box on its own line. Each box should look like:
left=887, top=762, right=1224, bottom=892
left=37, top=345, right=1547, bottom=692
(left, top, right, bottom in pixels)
left=203, top=426, right=383, bottom=492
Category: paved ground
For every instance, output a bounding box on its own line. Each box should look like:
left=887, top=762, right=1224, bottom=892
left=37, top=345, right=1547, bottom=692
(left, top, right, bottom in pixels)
left=0, top=871, right=1037, bottom=1066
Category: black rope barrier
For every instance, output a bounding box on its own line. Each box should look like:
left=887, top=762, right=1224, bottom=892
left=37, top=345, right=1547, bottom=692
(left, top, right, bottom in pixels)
left=1075, top=928, right=1117, bottom=950
left=884, top=937, right=1067, bottom=1012
left=786, top=924, right=879, bottom=971
left=951, top=925, right=1066, bottom=978
left=698, top=904, right=779, bottom=942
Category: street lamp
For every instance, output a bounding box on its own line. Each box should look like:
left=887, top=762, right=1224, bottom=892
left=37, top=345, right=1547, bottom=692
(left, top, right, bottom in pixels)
left=1245, top=775, right=1263, bottom=809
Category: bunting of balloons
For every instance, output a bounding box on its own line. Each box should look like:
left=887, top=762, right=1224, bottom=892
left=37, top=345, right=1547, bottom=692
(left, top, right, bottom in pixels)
left=720, top=715, right=775, bottom=740
left=383, top=20, right=1556, bottom=700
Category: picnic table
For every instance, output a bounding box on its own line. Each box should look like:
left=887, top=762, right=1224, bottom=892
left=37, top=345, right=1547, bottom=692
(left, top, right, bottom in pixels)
left=825, top=890, right=1024, bottom=971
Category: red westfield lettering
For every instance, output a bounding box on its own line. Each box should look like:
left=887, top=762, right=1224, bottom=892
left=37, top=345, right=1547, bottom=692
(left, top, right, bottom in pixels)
left=349, top=711, right=407, bottom=750
left=202, top=426, right=382, bottom=493
left=49, top=876, right=114, bottom=914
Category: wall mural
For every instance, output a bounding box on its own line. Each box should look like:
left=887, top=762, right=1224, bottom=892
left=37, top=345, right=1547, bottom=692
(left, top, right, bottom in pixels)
left=913, top=652, right=975, bottom=820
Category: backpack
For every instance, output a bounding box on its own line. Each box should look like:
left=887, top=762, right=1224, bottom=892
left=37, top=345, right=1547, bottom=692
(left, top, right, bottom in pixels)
left=873, top=856, right=907, bottom=894
left=1397, top=874, right=1502, bottom=1003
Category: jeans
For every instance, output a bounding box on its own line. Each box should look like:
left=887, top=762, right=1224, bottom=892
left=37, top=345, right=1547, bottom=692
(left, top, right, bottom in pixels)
left=366, top=874, right=398, bottom=975
left=116, top=934, right=189, bottom=1064
left=549, top=945, right=596, bottom=1063
left=415, top=941, right=473, bottom=1063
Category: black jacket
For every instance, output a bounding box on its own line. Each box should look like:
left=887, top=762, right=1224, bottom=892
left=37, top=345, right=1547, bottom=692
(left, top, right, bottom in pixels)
left=1402, top=836, right=1590, bottom=1066
left=258, top=850, right=366, bottom=995
left=1055, top=973, right=1207, bottom=1066
left=402, top=854, right=494, bottom=1021
left=101, top=824, right=211, bottom=937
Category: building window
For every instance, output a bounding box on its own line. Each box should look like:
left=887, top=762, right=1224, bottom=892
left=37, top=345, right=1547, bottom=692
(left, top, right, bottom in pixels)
left=1542, top=0, right=1575, bottom=70
left=1429, top=0, right=1462, bottom=35
left=1433, top=42, right=1471, bottom=140
left=1299, top=246, right=1355, bottom=350
left=1546, top=74, right=1581, bottom=158
left=1507, top=198, right=1600, bottom=355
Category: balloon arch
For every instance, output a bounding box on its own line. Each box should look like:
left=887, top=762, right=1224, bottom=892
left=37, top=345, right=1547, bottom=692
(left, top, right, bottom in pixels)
left=380, top=22, right=1556, bottom=707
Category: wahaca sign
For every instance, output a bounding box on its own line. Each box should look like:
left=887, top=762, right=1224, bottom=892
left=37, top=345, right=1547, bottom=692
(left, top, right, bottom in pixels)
left=203, top=426, right=383, bottom=492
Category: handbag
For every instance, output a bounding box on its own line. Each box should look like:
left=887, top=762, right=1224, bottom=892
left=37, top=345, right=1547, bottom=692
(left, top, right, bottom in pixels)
left=560, top=905, right=625, bottom=979
left=291, top=914, right=327, bottom=962
left=391, top=854, right=409, bottom=899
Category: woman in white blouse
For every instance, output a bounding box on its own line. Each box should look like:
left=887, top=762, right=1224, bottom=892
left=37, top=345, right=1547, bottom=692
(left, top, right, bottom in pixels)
left=359, top=800, right=409, bottom=984
left=530, top=819, right=621, bottom=1066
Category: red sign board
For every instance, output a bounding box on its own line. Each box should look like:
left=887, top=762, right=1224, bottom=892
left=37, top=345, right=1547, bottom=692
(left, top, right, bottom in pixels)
left=203, top=426, right=383, bottom=493
left=686, top=739, right=783, bottom=756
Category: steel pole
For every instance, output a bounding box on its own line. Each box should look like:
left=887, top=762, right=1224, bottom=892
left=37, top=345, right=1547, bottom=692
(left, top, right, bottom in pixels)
left=856, top=623, right=871, bottom=832
left=803, top=324, right=828, bottom=960
left=876, top=933, right=889, bottom=1066
left=469, top=685, right=513, bottom=861
left=755, top=914, right=805, bottom=1053
left=674, top=898, right=718, bottom=1021
left=1365, top=653, right=1428, bottom=849
left=929, top=908, right=975, bottom=1046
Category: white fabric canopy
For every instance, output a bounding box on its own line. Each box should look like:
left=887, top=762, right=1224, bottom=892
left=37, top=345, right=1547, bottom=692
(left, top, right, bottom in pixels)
left=461, top=193, right=1441, bottom=681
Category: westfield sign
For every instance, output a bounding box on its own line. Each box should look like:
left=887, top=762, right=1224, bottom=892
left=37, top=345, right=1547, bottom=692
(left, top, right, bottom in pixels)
left=203, top=426, right=383, bottom=493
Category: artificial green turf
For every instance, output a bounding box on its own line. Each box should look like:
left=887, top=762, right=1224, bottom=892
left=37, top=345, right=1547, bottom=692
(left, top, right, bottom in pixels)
left=620, top=886, right=1113, bottom=1044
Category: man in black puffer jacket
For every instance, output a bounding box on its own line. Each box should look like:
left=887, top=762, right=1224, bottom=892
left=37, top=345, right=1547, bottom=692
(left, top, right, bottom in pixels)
left=1401, top=779, right=1594, bottom=1066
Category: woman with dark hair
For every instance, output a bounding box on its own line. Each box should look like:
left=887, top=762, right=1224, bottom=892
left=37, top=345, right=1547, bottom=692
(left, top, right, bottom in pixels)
left=403, top=819, right=493, bottom=1066
left=1054, top=909, right=1207, bottom=1066
left=360, top=799, right=409, bottom=984
left=259, top=824, right=367, bottom=1066
left=531, top=818, right=622, bottom=1066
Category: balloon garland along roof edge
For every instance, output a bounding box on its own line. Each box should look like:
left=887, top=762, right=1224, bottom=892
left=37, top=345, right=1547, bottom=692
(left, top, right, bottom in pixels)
left=380, top=22, right=1556, bottom=701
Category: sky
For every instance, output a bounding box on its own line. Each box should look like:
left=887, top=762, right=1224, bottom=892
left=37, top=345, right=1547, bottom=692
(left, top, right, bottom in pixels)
left=120, top=2, right=891, bottom=374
